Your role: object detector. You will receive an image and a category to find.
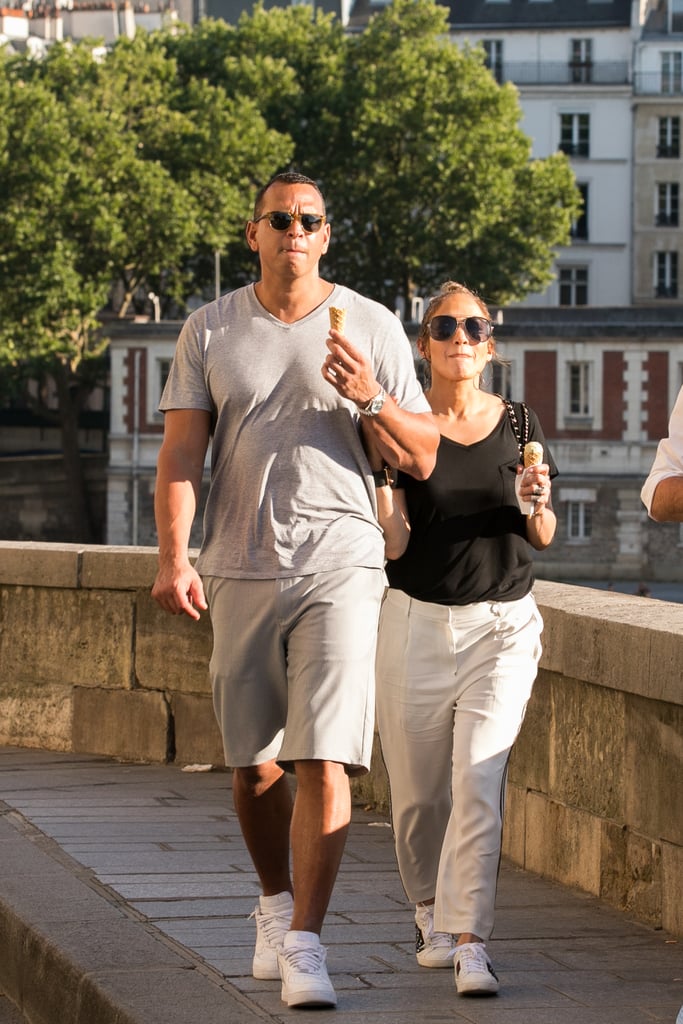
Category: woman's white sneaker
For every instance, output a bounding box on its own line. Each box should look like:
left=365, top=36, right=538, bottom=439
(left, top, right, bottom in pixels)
left=453, top=942, right=499, bottom=995
left=415, top=904, right=456, bottom=968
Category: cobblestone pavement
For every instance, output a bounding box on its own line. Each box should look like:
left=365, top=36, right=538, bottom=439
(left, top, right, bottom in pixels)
left=0, top=747, right=681, bottom=1024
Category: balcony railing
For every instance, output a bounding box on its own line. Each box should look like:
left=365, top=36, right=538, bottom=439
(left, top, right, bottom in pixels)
left=490, top=60, right=630, bottom=87
left=634, top=71, right=683, bottom=95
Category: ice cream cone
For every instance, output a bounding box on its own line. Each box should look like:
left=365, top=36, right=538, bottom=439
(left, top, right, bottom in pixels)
left=523, top=441, right=544, bottom=468
left=329, top=307, right=347, bottom=333
left=523, top=442, right=544, bottom=517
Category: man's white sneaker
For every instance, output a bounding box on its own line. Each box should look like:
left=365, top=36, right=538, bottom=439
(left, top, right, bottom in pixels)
left=250, top=891, right=293, bottom=980
left=415, top=904, right=455, bottom=968
left=453, top=942, right=499, bottom=996
left=277, top=930, right=337, bottom=1008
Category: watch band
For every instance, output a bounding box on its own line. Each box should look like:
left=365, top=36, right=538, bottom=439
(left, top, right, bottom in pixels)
left=358, top=388, right=386, bottom=417
left=372, top=467, right=393, bottom=487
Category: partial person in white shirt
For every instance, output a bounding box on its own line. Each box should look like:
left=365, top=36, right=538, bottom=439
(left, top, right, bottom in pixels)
left=641, top=386, right=683, bottom=522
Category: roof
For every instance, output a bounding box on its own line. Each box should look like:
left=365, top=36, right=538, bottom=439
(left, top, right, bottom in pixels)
left=446, top=0, right=633, bottom=31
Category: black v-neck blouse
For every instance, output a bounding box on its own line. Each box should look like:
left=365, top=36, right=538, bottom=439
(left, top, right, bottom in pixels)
left=385, top=405, right=558, bottom=605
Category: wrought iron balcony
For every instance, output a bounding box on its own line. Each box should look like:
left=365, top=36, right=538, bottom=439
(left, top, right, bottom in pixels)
left=634, top=71, right=683, bottom=95
left=488, top=60, right=630, bottom=87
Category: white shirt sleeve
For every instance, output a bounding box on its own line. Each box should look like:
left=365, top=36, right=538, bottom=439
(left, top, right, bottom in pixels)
left=641, top=386, right=683, bottom=516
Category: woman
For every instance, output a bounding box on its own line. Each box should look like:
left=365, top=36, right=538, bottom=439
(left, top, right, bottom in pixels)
left=368, top=281, right=557, bottom=997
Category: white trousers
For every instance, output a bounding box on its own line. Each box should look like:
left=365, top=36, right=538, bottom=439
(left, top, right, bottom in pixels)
left=375, top=588, right=543, bottom=940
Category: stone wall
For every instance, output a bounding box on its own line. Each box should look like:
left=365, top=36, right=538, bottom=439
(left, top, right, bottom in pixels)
left=0, top=541, right=680, bottom=937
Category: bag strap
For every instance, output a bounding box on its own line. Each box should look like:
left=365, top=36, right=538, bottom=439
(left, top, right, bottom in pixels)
left=502, top=398, right=530, bottom=464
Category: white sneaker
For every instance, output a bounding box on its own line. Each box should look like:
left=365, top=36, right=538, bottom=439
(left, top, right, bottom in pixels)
left=415, top=904, right=455, bottom=968
left=277, top=930, right=337, bottom=1008
left=250, top=891, right=293, bottom=980
left=453, top=942, right=499, bottom=996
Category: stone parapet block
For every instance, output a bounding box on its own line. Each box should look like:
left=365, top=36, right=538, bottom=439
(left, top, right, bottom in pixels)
left=0, top=585, right=134, bottom=689
left=535, top=579, right=683, bottom=704
left=136, top=592, right=212, bottom=695
left=170, top=691, right=225, bottom=767
left=72, top=687, right=171, bottom=763
left=0, top=681, right=72, bottom=751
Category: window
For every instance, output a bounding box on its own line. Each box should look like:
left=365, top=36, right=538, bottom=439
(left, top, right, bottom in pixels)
left=655, top=251, right=678, bottom=297
left=560, top=114, right=590, bottom=158
left=674, top=0, right=683, bottom=32
left=559, top=266, right=588, bottom=306
left=571, top=184, right=589, bottom=240
left=656, top=183, right=679, bottom=226
left=661, top=52, right=683, bottom=95
left=483, top=39, right=504, bottom=83
left=158, top=358, right=172, bottom=395
left=570, top=39, right=593, bottom=84
left=568, top=362, right=591, bottom=416
left=152, top=357, right=173, bottom=421
left=567, top=501, right=592, bottom=541
left=657, top=116, right=680, bottom=158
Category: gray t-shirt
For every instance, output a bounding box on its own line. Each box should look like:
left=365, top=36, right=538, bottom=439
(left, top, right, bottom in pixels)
left=160, top=282, right=429, bottom=579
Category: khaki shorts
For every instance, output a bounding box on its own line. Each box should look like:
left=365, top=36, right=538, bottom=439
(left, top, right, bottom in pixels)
left=204, top=567, right=385, bottom=776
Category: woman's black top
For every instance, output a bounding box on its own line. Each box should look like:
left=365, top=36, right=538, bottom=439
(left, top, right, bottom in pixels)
left=385, top=403, right=558, bottom=606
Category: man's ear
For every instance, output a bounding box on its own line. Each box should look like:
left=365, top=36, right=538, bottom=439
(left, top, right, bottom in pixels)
left=245, top=222, right=259, bottom=252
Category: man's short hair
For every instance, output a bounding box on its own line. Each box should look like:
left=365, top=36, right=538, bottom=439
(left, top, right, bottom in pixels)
left=253, top=172, right=326, bottom=219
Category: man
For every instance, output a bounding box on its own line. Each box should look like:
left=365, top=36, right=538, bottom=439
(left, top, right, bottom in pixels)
left=151, top=171, right=438, bottom=1009
left=642, top=386, right=683, bottom=521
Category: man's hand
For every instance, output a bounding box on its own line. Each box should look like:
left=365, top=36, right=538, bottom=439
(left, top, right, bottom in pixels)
left=321, top=330, right=381, bottom=408
left=151, top=561, right=208, bottom=620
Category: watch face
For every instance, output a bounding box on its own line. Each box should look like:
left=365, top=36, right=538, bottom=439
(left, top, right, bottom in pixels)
left=369, top=392, right=385, bottom=414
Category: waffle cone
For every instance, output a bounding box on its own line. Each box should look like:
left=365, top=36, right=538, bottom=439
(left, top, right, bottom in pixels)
left=523, top=441, right=544, bottom=467
left=329, top=307, right=347, bottom=332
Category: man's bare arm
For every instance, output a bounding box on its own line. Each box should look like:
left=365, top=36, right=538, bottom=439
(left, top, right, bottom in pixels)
left=151, top=408, right=212, bottom=619
left=649, top=476, right=683, bottom=522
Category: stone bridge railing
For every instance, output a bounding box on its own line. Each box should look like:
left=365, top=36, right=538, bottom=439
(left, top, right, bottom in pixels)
left=0, top=541, right=680, bottom=938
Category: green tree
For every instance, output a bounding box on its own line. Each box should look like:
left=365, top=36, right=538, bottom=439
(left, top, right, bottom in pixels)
left=162, top=8, right=347, bottom=284
left=322, top=0, right=581, bottom=309
left=164, top=0, right=580, bottom=310
left=0, top=39, right=291, bottom=540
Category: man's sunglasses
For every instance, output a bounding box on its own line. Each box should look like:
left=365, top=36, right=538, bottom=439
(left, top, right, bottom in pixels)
left=428, top=315, right=494, bottom=344
left=252, top=211, right=327, bottom=234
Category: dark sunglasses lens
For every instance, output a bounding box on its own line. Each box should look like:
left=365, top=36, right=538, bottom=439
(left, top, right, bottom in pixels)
left=430, top=316, right=457, bottom=341
left=465, top=316, right=491, bottom=342
left=269, top=212, right=293, bottom=231
left=301, top=215, right=323, bottom=233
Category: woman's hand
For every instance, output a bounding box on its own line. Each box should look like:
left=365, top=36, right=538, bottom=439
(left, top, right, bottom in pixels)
left=518, top=464, right=557, bottom=549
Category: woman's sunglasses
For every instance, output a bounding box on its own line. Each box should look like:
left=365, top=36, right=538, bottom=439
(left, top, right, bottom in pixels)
left=428, top=315, right=494, bottom=344
left=252, top=211, right=327, bottom=234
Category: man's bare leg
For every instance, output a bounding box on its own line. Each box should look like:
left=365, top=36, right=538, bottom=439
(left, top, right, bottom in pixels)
left=232, top=760, right=293, bottom=896
left=289, top=759, right=351, bottom=934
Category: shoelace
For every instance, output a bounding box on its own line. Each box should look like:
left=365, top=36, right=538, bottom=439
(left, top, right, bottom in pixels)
left=281, top=943, right=326, bottom=975
left=250, top=906, right=291, bottom=945
left=456, top=944, right=491, bottom=974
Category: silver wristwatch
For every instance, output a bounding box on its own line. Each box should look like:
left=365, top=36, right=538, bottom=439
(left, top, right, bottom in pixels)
left=358, top=388, right=386, bottom=417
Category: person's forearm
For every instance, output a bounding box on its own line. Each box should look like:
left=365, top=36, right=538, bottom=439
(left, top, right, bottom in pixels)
left=527, top=506, right=557, bottom=550
left=362, top=403, right=439, bottom=480
left=154, top=452, right=203, bottom=565
left=650, top=476, right=683, bottom=522
left=375, top=484, right=410, bottom=560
